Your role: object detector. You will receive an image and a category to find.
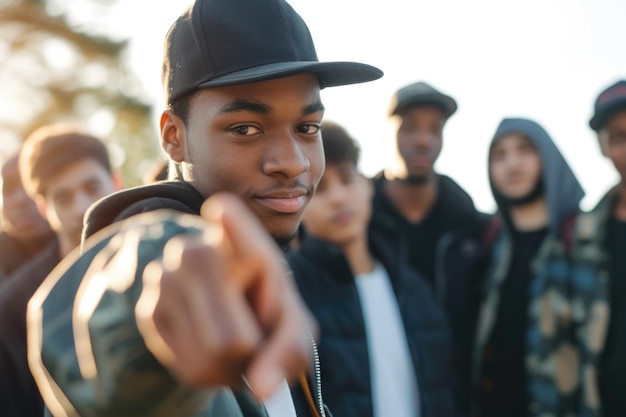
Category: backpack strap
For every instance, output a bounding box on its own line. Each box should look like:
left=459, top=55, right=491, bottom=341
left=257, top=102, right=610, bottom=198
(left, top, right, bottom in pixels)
left=482, top=211, right=579, bottom=255
left=559, top=210, right=580, bottom=256
left=482, top=214, right=502, bottom=250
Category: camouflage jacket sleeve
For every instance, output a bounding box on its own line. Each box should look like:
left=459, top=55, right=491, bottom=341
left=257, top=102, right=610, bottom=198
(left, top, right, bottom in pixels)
left=27, top=210, right=229, bottom=417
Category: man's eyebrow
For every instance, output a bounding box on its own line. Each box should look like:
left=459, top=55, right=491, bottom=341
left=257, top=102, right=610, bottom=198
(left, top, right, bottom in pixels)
left=218, top=98, right=324, bottom=116
left=303, top=100, right=325, bottom=116
left=218, top=99, right=271, bottom=115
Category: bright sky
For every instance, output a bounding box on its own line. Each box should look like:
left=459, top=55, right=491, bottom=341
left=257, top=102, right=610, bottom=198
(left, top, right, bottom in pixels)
left=108, top=0, right=626, bottom=213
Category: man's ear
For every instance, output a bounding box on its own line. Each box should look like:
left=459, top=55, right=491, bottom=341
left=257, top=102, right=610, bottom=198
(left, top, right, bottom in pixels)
left=160, top=110, right=186, bottom=163
left=598, top=130, right=610, bottom=158
left=34, top=194, right=48, bottom=223
left=360, top=173, right=374, bottom=201
left=112, top=171, right=124, bottom=191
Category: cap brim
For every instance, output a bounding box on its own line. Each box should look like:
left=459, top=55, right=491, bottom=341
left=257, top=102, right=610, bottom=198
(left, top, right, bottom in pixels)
left=589, top=99, right=626, bottom=131
left=198, top=61, right=383, bottom=89
left=391, top=93, right=458, bottom=118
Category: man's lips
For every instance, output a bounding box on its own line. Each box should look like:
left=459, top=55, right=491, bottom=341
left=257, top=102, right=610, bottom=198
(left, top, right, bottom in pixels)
left=407, top=153, right=433, bottom=166
left=10, top=213, right=42, bottom=229
left=331, top=209, right=354, bottom=225
left=505, top=174, right=528, bottom=185
left=256, top=191, right=308, bottom=214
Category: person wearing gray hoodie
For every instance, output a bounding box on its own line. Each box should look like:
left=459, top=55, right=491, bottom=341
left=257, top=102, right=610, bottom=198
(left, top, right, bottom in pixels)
left=472, top=118, right=585, bottom=417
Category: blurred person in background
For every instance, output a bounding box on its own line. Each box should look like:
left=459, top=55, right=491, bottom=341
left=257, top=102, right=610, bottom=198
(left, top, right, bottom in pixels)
left=473, top=118, right=584, bottom=417
left=571, top=79, right=626, bottom=417
left=370, top=81, right=489, bottom=414
left=289, top=121, right=460, bottom=417
left=0, top=153, right=53, bottom=284
left=0, top=124, right=120, bottom=417
left=142, top=157, right=169, bottom=184
left=370, top=80, right=488, bottom=286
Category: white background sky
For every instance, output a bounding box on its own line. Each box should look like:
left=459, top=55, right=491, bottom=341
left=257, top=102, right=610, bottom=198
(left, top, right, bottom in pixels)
left=105, top=0, right=626, bottom=213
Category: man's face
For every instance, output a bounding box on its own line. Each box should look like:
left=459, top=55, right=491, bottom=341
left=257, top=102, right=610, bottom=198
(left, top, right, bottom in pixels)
left=301, top=162, right=372, bottom=246
left=1, top=156, right=50, bottom=240
left=41, top=158, right=117, bottom=251
left=489, top=133, right=542, bottom=200
left=165, top=74, right=325, bottom=242
left=394, top=105, right=445, bottom=182
left=599, top=109, right=626, bottom=181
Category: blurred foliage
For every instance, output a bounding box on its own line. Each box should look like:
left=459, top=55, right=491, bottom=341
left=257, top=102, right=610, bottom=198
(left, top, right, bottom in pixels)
left=0, top=0, right=160, bottom=188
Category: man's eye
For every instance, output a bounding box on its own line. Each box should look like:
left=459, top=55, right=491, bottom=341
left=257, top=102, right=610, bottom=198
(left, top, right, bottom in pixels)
left=55, top=195, right=71, bottom=206
left=428, top=124, right=443, bottom=136
left=609, top=132, right=626, bottom=145
left=232, top=125, right=261, bottom=136
left=298, top=124, right=320, bottom=134
left=519, top=145, right=534, bottom=154
left=86, top=182, right=103, bottom=196
left=341, top=172, right=358, bottom=184
left=490, top=151, right=504, bottom=162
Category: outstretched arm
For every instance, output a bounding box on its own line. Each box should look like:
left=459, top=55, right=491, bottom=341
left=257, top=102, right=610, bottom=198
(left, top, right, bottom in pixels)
left=27, top=192, right=317, bottom=417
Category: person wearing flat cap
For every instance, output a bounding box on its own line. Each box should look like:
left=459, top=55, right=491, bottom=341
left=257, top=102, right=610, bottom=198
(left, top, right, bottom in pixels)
left=569, top=79, right=626, bottom=417
left=25, top=0, right=382, bottom=416
left=369, top=81, right=489, bottom=414
left=371, top=81, right=487, bottom=286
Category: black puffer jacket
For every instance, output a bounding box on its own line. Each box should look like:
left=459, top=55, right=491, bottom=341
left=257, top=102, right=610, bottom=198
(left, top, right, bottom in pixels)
left=370, top=173, right=491, bottom=416
left=287, top=228, right=461, bottom=417
left=370, top=173, right=488, bottom=286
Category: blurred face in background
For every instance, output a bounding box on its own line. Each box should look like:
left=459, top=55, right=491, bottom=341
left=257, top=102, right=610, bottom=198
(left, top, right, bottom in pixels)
left=1, top=155, right=51, bottom=241
left=301, top=161, right=372, bottom=247
left=393, top=105, right=445, bottom=183
left=489, top=133, right=542, bottom=200
left=599, top=109, right=626, bottom=181
left=37, top=158, right=118, bottom=255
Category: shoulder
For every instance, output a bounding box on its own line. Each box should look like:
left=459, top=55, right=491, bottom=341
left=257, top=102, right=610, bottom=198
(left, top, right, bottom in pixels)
left=437, top=174, right=474, bottom=205
left=83, top=181, right=205, bottom=240
left=436, top=174, right=486, bottom=224
left=0, top=240, right=60, bottom=313
left=287, top=238, right=337, bottom=271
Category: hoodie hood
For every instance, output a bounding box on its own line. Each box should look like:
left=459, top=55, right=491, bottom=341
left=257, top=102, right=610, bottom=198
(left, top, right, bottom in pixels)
left=488, top=118, right=584, bottom=233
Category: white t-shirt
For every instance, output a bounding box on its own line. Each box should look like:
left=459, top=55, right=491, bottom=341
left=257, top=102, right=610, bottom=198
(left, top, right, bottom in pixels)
left=355, top=263, right=421, bottom=417
left=263, top=378, right=298, bottom=417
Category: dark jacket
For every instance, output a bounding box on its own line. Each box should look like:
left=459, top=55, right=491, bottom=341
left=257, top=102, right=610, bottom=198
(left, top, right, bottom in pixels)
left=0, top=229, right=55, bottom=284
left=370, top=172, right=488, bottom=286
left=0, top=238, right=60, bottom=417
left=29, top=180, right=328, bottom=417
left=370, top=172, right=490, bottom=415
left=287, top=227, right=460, bottom=417
left=433, top=220, right=491, bottom=416
left=570, top=186, right=619, bottom=417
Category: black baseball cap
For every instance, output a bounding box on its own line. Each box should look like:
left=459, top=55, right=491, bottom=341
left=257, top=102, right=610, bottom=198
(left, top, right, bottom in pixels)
left=589, top=80, right=626, bottom=132
left=162, top=0, right=384, bottom=104
left=388, top=81, right=457, bottom=118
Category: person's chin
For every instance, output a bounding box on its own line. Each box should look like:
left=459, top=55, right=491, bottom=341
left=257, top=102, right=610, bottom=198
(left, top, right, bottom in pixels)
left=272, top=229, right=300, bottom=250
left=501, top=186, right=531, bottom=200
left=403, top=172, right=431, bottom=185
left=264, top=218, right=301, bottom=247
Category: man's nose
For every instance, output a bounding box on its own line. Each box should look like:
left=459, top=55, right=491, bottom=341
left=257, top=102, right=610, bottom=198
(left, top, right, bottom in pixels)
left=262, top=132, right=311, bottom=178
